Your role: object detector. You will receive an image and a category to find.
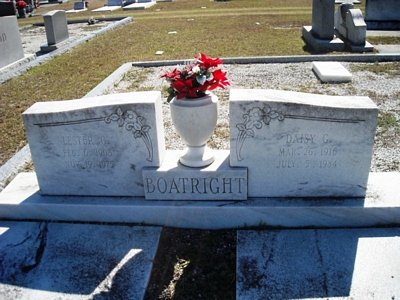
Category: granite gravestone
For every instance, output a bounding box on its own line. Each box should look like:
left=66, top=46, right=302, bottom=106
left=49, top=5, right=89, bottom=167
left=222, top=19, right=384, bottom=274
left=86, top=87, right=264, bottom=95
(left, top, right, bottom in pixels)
left=22, top=92, right=165, bottom=196
left=0, top=16, right=25, bottom=69
left=365, top=0, right=400, bottom=29
left=73, top=1, right=86, bottom=10
left=311, top=0, right=335, bottom=40
left=0, top=1, right=17, bottom=17
left=108, top=0, right=123, bottom=6
left=41, top=10, right=69, bottom=52
left=230, top=89, right=378, bottom=198
left=302, top=0, right=345, bottom=52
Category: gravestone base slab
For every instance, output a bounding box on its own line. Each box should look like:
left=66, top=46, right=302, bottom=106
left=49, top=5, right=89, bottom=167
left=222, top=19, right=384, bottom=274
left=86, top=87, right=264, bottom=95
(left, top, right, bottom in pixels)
left=0, top=172, right=399, bottom=229
left=302, top=26, right=345, bottom=53
left=0, top=54, right=36, bottom=76
left=349, top=40, right=375, bottom=52
left=40, top=37, right=74, bottom=53
left=366, top=21, right=400, bottom=30
left=143, top=150, right=247, bottom=200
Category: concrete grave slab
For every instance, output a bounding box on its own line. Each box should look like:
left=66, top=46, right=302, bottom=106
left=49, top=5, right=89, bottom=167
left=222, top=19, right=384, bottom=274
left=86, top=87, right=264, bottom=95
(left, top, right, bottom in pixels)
left=230, top=89, right=378, bottom=197
left=22, top=91, right=165, bottom=196
left=0, top=16, right=25, bottom=69
left=123, top=1, right=156, bottom=10
left=143, top=150, right=247, bottom=200
left=237, top=227, right=400, bottom=299
left=0, top=221, right=161, bottom=300
left=92, top=5, right=122, bottom=11
left=1, top=172, right=399, bottom=229
left=312, top=61, right=352, bottom=82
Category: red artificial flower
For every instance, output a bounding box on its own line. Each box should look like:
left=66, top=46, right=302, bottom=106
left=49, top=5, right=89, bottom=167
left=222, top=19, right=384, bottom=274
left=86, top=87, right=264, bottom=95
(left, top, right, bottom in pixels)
left=160, top=68, right=181, bottom=80
left=160, top=53, right=230, bottom=101
left=196, top=53, right=223, bottom=70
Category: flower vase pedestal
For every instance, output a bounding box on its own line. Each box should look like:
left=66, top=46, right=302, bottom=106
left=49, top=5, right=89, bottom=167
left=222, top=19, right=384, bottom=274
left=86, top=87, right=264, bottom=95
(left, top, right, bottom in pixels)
left=170, top=92, right=218, bottom=168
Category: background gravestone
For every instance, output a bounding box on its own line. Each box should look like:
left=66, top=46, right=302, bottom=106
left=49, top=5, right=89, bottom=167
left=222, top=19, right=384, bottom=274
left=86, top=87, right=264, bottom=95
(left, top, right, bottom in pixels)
left=365, top=0, right=400, bottom=30
left=43, top=10, right=69, bottom=46
left=311, top=0, right=335, bottom=39
left=0, top=1, right=17, bottom=17
left=22, top=92, right=165, bottom=196
left=0, top=16, right=25, bottom=69
left=230, top=89, right=378, bottom=198
left=108, top=0, right=123, bottom=6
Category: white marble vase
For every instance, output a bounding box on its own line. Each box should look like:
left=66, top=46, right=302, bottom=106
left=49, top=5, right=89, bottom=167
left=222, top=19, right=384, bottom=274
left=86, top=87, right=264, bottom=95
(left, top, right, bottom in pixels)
left=170, top=92, right=218, bottom=167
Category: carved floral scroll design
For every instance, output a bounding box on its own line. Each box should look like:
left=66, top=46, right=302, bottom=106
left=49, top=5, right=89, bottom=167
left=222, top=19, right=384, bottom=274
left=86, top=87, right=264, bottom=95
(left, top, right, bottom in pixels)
left=235, top=105, right=284, bottom=161
left=105, top=107, right=153, bottom=162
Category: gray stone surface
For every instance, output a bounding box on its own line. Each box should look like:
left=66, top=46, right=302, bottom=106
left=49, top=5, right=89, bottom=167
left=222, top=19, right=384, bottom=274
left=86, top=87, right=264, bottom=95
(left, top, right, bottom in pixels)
left=43, top=10, right=69, bottom=46
left=302, top=25, right=345, bottom=53
left=311, top=0, right=335, bottom=40
left=0, top=1, right=16, bottom=16
left=0, top=221, right=161, bottom=300
left=230, top=89, right=378, bottom=197
left=365, top=0, right=400, bottom=21
left=143, top=150, right=247, bottom=200
left=237, top=227, right=400, bottom=299
left=22, top=91, right=165, bottom=196
left=346, top=9, right=367, bottom=45
left=312, top=61, right=352, bottom=82
left=1, top=172, right=399, bottom=229
left=73, top=1, right=86, bottom=10
left=0, top=16, right=25, bottom=69
left=108, top=0, right=123, bottom=6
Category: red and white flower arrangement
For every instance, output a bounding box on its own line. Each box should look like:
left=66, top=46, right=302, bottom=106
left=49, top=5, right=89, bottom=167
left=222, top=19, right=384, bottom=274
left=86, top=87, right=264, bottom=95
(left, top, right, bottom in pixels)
left=160, top=53, right=230, bottom=102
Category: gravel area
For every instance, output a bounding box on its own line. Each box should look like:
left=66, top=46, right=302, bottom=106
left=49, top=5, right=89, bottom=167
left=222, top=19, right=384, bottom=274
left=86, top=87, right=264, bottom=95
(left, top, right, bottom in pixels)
left=108, top=62, right=400, bottom=172
left=20, top=20, right=114, bottom=55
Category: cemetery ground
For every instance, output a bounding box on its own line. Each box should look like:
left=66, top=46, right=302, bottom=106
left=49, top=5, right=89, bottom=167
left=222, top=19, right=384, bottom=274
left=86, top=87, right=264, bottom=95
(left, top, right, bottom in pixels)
left=1, top=0, right=400, bottom=299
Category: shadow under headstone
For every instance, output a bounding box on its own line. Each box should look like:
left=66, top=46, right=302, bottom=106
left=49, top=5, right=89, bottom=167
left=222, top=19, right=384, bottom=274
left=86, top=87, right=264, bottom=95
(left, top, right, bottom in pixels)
left=237, top=227, right=400, bottom=299
left=0, top=221, right=161, bottom=299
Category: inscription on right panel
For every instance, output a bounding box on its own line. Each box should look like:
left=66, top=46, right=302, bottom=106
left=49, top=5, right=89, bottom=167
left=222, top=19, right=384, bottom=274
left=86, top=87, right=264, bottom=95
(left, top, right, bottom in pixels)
left=230, top=89, right=378, bottom=198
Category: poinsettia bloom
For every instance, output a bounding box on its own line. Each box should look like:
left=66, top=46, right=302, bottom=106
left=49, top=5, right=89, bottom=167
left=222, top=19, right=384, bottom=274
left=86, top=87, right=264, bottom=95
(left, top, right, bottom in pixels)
left=196, top=53, right=223, bottom=70
left=160, top=68, right=181, bottom=80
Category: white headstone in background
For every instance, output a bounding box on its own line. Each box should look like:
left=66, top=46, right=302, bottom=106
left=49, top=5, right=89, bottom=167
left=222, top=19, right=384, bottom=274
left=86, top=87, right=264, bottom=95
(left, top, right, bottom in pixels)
left=22, top=92, right=165, bottom=196
left=230, top=89, right=378, bottom=198
left=0, top=16, right=25, bottom=69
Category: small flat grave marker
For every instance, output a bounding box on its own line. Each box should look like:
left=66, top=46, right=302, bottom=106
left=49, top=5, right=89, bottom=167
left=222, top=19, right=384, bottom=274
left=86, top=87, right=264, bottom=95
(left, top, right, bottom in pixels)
left=312, top=61, right=352, bottom=83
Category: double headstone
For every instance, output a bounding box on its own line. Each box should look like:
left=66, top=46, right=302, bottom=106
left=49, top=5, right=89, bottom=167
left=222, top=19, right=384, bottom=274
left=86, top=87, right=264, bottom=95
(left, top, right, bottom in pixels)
left=23, top=89, right=378, bottom=199
left=40, top=10, right=69, bottom=53
left=0, top=16, right=25, bottom=69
